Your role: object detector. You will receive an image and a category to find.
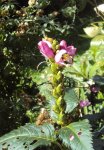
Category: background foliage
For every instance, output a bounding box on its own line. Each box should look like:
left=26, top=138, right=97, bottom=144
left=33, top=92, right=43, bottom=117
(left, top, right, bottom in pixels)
left=0, top=0, right=104, bottom=149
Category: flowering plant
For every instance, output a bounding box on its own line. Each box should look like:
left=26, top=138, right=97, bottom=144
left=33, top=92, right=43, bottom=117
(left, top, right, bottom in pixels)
left=0, top=37, right=94, bottom=150
left=35, top=37, right=94, bottom=150
left=38, top=37, right=77, bottom=125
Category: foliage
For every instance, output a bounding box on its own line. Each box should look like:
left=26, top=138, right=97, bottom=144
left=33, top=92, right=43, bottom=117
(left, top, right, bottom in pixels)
left=0, top=120, right=93, bottom=150
left=64, top=88, right=79, bottom=113
left=0, top=123, right=56, bottom=150
left=63, top=24, right=104, bottom=141
left=59, top=120, right=93, bottom=150
left=0, top=0, right=104, bottom=150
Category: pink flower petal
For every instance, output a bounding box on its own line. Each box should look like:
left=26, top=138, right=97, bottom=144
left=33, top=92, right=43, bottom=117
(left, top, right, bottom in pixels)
left=55, top=49, right=74, bottom=66
left=60, top=40, right=76, bottom=57
left=60, top=40, right=67, bottom=49
left=38, top=41, right=54, bottom=58
left=79, top=100, right=91, bottom=108
left=67, top=46, right=76, bottom=56
left=42, top=39, right=52, bottom=48
left=55, top=49, right=67, bottom=65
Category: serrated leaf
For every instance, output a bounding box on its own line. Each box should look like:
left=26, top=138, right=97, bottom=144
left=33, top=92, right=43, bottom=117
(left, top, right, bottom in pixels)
left=64, top=62, right=85, bottom=79
left=31, top=67, right=53, bottom=101
left=39, top=83, right=53, bottom=101
left=0, top=123, right=56, bottom=150
left=64, top=88, right=79, bottom=113
left=59, top=119, right=94, bottom=150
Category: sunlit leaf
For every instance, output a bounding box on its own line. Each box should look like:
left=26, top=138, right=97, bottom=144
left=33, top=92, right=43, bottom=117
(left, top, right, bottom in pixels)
left=91, top=35, right=104, bottom=46
left=84, top=26, right=101, bottom=38
left=59, top=119, right=94, bottom=150
left=64, top=88, right=79, bottom=113
left=0, top=123, right=56, bottom=150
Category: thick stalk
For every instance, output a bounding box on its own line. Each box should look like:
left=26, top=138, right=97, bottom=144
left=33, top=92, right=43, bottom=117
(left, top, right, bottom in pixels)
left=51, top=62, right=66, bottom=125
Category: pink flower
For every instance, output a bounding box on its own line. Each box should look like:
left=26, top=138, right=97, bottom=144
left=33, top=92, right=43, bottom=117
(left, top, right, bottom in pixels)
left=42, top=39, right=52, bottom=48
left=79, top=100, right=91, bottom=108
left=55, top=40, right=76, bottom=66
left=60, top=40, right=67, bottom=49
left=66, top=46, right=76, bottom=56
left=60, top=40, right=76, bottom=56
left=38, top=39, right=76, bottom=65
left=55, top=49, right=73, bottom=66
left=38, top=40, right=54, bottom=58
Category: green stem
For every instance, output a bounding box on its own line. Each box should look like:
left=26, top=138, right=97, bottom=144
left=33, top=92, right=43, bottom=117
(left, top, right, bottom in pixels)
left=54, top=141, right=64, bottom=150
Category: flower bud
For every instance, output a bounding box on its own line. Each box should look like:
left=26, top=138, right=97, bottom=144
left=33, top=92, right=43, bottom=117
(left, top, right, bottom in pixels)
left=56, top=84, right=63, bottom=94
left=56, top=71, right=63, bottom=80
left=79, top=100, right=91, bottom=108
left=56, top=96, right=63, bottom=106
left=47, top=38, right=53, bottom=43
left=52, top=89, right=58, bottom=98
left=52, top=40, right=58, bottom=52
left=55, top=44, right=60, bottom=50
left=38, top=41, right=54, bottom=58
left=52, top=77, right=58, bottom=86
left=52, top=105, right=60, bottom=113
left=53, top=39, right=58, bottom=45
left=51, top=63, right=59, bottom=73
left=57, top=111, right=64, bottom=125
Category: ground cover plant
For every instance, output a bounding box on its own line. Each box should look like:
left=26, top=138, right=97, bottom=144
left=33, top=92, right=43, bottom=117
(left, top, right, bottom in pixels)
left=0, top=0, right=104, bottom=150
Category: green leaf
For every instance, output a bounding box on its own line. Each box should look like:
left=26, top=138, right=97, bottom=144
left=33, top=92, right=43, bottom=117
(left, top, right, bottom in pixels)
left=64, top=62, right=85, bottom=79
left=89, top=61, right=104, bottom=78
left=83, top=26, right=101, bottom=38
left=58, top=119, right=94, bottom=150
left=31, top=67, right=53, bottom=101
left=64, top=88, right=79, bottom=113
left=90, top=35, right=104, bottom=47
left=0, top=123, right=56, bottom=150
left=62, top=6, right=76, bottom=18
left=39, top=83, right=53, bottom=101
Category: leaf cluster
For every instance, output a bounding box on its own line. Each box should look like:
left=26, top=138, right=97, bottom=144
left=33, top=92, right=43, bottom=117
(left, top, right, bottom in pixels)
left=0, top=120, right=93, bottom=150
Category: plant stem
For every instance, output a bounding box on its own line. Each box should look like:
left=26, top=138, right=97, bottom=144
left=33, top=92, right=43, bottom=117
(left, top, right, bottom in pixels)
left=54, top=141, right=64, bottom=150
